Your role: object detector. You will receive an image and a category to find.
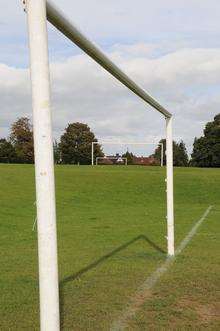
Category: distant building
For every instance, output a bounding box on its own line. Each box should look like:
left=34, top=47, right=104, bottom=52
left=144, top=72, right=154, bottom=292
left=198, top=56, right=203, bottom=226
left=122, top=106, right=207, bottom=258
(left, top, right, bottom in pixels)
left=97, top=154, right=125, bottom=165
left=97, top=154, right=159, bottom=165
left=132, top=156, right=159, bottom=166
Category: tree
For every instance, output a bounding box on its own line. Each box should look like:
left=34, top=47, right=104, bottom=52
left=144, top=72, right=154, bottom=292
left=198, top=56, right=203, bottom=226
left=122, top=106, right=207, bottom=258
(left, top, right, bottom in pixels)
left=10, top=117, right=34, bottom=163
left=154, top=139, right=188, bottom=166
left=53, top=140, right=61, bottom=164
left=122, top=150, right=135, bottom=165
left=191, top=114, right=220, bottom=167
left=59, top=122, right=103, bottom=164
left=0, top=139, right=16, bottom=163
left=175, top=140, right=189, bottom=166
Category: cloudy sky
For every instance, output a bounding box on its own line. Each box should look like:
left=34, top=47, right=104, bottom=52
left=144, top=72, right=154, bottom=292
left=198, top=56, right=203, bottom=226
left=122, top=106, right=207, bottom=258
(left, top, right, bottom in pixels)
left=1, top=0, right=220, bottom=155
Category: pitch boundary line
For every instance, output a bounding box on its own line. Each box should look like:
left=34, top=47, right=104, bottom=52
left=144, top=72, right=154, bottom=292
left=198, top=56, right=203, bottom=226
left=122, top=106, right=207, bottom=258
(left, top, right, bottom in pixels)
left=111, top=205, right=213, bottom=331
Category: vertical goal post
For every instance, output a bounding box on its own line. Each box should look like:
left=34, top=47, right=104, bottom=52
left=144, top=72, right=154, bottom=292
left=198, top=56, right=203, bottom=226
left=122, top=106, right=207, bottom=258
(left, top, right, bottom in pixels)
left=22, top=0, right=175, bottom=329
left=91, top=141, right=164, bottom=167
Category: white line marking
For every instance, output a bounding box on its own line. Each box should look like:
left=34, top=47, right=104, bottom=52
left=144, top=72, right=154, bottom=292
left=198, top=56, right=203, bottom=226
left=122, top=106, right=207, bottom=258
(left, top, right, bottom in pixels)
left=111, top=205, right=213, bottom=331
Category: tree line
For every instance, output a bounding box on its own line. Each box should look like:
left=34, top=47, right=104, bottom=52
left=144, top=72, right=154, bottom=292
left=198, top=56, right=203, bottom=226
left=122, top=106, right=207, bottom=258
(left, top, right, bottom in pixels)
left=0, top=119, right=103, bottom=164
left=0, top=114, right=219, bottom=167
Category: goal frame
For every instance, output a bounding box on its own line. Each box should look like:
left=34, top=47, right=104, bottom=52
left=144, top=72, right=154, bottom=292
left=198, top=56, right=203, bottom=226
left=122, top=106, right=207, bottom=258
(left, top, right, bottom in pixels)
left=22, top=0, right=174, bottom=329
left=92, top=141, right=164, bottom=167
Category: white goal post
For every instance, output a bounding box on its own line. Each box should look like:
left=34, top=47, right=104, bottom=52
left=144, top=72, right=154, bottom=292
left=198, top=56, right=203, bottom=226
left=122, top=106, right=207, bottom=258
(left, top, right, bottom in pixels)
left=22, top=0, right=174, bottom=329
left=96, top=156, right=128, bottom=165
left=92, top=141, right=164, bottom=167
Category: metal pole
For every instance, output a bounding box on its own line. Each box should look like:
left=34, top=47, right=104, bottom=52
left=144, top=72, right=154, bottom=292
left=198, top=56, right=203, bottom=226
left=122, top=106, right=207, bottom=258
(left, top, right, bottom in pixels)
left=46, top=0, right=171, bottom=119
left=26, top=0, right=60, bottom=330
left=161, top=143, right=164, bottom=167
left=91, top=142, right=94, bottom=166
left=166, top=117, right=174, bottom=256
left=91, top=141, right=161, bottom=146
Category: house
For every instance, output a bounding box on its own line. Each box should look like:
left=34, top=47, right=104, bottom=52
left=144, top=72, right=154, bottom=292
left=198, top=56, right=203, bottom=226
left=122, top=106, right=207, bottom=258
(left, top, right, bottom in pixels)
left=97, top=154, right=159, bottom=166
left=132, top=156, right=159, bottom=166
left=97, top=154, right=125, bottom=165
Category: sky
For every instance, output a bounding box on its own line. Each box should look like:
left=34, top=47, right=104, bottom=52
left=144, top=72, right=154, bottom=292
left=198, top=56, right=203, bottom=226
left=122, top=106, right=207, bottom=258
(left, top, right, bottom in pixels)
left=1, top=0, right=220, bottom=156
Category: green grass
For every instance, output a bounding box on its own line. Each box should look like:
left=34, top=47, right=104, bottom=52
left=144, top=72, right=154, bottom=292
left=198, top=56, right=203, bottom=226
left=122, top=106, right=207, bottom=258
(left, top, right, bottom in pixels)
left=0, top=164, right=219, bottom=330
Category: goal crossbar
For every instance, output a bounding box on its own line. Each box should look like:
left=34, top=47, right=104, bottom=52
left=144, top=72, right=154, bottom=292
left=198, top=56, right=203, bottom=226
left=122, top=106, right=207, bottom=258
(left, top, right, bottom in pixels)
left=22, top=1, right=174, bottom=330
left=46, top=1, right=171, bottom=119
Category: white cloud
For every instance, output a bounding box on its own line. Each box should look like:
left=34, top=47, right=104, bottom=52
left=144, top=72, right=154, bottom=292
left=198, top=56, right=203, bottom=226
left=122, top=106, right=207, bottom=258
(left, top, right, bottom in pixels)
left=1, top=0, right=220, bottom=67
left=1, top=45, right=220, bottom=154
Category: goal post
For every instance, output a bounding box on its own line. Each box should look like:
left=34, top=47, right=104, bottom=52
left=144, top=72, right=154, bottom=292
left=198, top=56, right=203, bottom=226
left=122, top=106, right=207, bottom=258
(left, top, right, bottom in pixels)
left=22, top=0, right=174, bottom=329
left=92, top=141, right=164, bottom=167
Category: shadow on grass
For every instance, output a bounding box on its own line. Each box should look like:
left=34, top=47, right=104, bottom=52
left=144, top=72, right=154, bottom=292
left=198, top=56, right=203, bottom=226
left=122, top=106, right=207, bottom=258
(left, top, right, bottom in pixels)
left=59, top=234, right=165, bottom=328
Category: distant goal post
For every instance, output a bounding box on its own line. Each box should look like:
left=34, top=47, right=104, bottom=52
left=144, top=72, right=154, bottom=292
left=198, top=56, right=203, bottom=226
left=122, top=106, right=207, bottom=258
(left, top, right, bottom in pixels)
left=91, top=141, right=164, bottom=166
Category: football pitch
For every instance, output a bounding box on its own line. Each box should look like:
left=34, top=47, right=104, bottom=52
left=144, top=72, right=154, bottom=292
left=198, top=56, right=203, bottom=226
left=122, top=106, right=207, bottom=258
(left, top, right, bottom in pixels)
left=0, top=164, right=219, bottom=330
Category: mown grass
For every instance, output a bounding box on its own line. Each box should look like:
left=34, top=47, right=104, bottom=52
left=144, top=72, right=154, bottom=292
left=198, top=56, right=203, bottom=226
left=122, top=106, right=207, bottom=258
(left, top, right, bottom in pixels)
left=0, top=164, right=219, bottom=330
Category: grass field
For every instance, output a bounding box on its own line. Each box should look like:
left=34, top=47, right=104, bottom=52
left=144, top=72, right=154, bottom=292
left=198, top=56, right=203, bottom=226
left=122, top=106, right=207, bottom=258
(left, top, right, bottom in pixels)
left=0, top=164, right=220, bottom=330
